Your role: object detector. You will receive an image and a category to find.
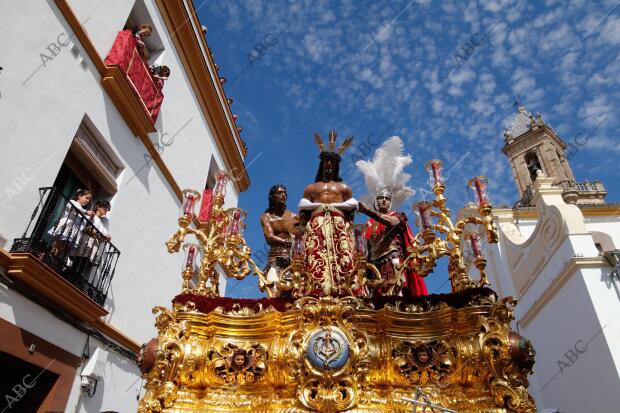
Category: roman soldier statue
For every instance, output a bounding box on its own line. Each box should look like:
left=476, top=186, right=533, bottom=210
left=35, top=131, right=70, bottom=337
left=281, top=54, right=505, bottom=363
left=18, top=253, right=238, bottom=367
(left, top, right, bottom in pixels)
left=356, top=136, right=428, bottom=297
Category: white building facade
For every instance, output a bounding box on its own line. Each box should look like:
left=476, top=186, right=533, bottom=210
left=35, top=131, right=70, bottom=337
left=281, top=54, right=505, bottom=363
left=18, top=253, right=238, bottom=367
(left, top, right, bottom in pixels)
left=463, top=108, right=620, bottom=412
left=0, top=0, right=249, bottom=412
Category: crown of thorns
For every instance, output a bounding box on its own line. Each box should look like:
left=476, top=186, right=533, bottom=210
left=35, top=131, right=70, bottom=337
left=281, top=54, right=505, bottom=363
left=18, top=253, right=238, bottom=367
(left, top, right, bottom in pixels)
left=313, top=130, right=353, bottom=155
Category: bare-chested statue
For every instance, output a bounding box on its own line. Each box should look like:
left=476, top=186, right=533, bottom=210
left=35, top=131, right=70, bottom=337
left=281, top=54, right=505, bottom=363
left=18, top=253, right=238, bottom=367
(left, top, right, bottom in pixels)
left=260, top=185, right=298, bottom=297
left=297, top=130, right=358, bottom=296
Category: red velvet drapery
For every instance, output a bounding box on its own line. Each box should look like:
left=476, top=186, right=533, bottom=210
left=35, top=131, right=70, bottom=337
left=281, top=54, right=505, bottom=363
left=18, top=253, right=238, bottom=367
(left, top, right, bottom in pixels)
left=104, top=30, right=164, bottom=124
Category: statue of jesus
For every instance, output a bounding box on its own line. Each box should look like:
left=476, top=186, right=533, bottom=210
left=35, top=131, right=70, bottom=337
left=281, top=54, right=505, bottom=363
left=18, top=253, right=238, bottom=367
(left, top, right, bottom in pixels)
left=297, top=130, right=357, bottom=296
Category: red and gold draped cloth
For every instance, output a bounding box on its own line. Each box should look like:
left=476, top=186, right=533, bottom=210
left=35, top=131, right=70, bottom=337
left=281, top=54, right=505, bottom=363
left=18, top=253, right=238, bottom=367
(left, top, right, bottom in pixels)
left=300, top=205, right=355, bottom=296
left=104, top=30, right=164, bottom=124
left=365, top=211, right=428, bottom=297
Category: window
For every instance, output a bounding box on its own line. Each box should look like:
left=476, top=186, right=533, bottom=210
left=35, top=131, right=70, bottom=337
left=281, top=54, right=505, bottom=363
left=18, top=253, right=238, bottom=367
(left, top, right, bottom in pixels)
left=197, top=156, right=220, bottom=222
left=524, top=151, right=542, bottom=182
left=56, top=116, right=123, bottom=199
left=205, top=155, right=219, bottom=190
left=123, top=0, right=165, bottom=65
left=104, top=2, right=167, bottom=125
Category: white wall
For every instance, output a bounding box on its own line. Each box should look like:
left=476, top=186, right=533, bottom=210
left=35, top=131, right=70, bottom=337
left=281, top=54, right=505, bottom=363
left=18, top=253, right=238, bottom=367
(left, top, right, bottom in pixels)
left=0, top=286, right=86, bottom=357
left=0, top=286, right=143, bottom=413
left=523, top=270, right=620, bottom=412
left=586, top=217, right=620, bottom=249
left=482, top=204, right=620, bottom=412
left=0, top=1, right=242, bottom=411
left=64, top=337, right=143, bottom=413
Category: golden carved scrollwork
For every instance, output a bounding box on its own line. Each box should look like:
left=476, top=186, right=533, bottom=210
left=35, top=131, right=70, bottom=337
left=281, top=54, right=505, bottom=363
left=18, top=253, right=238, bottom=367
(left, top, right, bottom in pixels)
left=393, top=340, right=457, bottom=386
left=287, top=297, right=371, bottom=412
left=138, top=294, right=536, bottom=412
left=210, top=342, right=268, bottom=384
left=138, top=306, right=186, bottom=413
left=479, top=298, right=536, bottom=413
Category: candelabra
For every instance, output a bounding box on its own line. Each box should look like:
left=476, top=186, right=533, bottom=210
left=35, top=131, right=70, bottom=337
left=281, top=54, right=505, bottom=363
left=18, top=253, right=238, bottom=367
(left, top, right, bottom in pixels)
left=165, top=171, right=260, bottom=297
left=399, top=160, right=499, bottom=292
left=350, top=224, right=383, bottom=294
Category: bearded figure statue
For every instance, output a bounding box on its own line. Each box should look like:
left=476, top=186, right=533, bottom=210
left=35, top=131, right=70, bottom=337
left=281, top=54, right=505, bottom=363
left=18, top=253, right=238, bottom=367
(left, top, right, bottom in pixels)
left=297, top=130, right=358, bottom=296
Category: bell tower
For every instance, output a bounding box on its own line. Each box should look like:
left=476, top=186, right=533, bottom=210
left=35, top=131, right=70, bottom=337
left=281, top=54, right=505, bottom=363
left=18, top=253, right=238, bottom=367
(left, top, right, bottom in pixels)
left=502, top=106, right=606, bottom=206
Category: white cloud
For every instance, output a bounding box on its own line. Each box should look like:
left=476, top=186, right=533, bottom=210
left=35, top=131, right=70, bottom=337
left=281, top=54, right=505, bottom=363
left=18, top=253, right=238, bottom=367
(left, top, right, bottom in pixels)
left=581, top=95, right=613, bottom=127
left=449, top=66, right=476, bottom=86
left=600, top=16, right=620, bottom=44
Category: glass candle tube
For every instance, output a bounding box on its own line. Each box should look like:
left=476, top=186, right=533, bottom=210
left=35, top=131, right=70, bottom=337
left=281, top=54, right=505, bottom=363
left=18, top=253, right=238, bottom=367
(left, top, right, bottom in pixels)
left=352, top=224, right=368, bottom=258
left=291, top=225, right=306, bottom=260
left=468, top=232, right=482, bottom=257
left=425, top=159, right=445, bottom=186
left=182, top=243, right=200, bottom=271
left=214, top=170, right=228, bottom=199
left=413, top=201, right=432, bottom=230
left=181, top=189, right=200, bottom=219
left=185, top=245, right=195, bottom=269
left=227, top=209, right=241, bottom=236
left=469, top=176, right=490, bottom=205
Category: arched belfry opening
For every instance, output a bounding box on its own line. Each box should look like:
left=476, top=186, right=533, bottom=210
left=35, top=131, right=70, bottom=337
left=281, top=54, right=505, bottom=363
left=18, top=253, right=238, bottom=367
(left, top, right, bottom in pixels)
left=524, top=151, right=543, bottom=182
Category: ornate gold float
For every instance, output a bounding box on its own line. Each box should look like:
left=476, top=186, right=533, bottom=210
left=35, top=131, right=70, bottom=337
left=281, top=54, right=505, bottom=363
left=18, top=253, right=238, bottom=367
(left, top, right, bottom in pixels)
left=138, top=165, right=537, bottom=413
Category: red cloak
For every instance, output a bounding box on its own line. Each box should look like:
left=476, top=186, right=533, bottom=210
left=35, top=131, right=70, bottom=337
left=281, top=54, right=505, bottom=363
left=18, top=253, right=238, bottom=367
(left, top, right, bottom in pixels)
left=365, top=211, right=428, bottom=297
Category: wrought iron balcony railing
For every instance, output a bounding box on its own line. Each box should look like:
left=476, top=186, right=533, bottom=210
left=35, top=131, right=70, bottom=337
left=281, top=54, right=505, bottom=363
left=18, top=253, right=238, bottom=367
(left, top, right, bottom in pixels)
left=10, top=187, right=120, bottom=306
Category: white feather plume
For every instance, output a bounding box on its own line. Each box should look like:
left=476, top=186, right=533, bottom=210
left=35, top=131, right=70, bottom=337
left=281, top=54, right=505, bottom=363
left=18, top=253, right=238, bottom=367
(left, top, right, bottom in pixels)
left=355, top=136, right=415, bottom=209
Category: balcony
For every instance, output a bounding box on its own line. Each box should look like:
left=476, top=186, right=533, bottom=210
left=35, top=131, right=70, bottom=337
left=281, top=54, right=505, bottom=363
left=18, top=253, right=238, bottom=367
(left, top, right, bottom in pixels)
left=102, top=30, right=164, bottom=135
left=10, top=187, right=120, bottom=307
left=557, top=180, right=607, bottom=205
left=518, top=180, right=607, bottom=207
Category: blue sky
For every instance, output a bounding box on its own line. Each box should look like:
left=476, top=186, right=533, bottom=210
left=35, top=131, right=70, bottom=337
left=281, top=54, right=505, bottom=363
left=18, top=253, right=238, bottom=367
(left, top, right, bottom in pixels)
left=196, top=0, right=620, bottom=298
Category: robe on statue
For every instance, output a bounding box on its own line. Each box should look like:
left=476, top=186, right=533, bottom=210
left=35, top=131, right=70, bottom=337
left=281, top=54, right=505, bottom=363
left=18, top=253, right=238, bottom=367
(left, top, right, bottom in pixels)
left=365, top=211, right=428, bottom=297
left=301, top=205, right=356, bottom=296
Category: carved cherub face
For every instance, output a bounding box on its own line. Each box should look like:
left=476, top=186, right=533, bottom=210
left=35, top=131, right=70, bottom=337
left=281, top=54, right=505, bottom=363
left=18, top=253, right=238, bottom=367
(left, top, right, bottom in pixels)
left=232, top=349, right=248, bottom=370
left=234, top=354, right=245, bottom=366
left=416, top=346, right=432, bottom=365
left=405, top=345, right=432, bottom=366
left=406, top=347, right=415, bottom=364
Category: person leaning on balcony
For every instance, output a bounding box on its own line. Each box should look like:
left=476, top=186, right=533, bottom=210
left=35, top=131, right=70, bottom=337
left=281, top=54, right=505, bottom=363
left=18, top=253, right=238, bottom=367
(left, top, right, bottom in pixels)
left=71, top=200, right=112, bottom=275
left=92, top=200, right=112, bottom=241
left=48, top=188, right=94, bottom=257
left=134, top=24, right=152, bottom=59
left=151, top=65, right=170, bottom=89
